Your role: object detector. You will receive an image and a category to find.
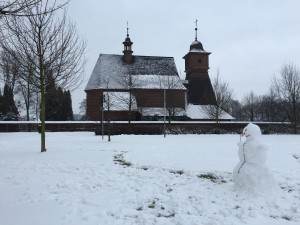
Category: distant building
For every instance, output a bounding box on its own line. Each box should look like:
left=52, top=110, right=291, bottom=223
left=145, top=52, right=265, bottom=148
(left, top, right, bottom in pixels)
left=85, top=24, right=232, bottom=121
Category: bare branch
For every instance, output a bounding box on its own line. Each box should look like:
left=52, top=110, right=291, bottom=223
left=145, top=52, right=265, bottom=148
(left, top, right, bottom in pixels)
left=204, top=70, right=233, bottom=123
left=272, top=63, right=300, bottom=133
left=0, top=0, right=68, bottom=17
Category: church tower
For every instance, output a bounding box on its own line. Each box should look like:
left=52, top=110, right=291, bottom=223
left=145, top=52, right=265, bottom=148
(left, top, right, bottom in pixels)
left=122, top=23, right=134, bottom=64
left=183, top=20, right=216, bottom=105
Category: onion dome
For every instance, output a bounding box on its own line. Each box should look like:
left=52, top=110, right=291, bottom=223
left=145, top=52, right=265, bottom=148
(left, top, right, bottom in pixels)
left=190, top=40, right=204, bottom=51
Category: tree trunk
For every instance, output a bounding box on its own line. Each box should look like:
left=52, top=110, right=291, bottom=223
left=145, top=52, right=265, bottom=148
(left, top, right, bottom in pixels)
left=25, top=103, right=30, bottom=131
left=128, top=90, right=132, bottom=124
left=168, top=110, right=171, bottom=124
left=26, top=73, right=31, bottom=121
left=26, top=105, right=30, bottom=121
left=40, top=66, right=46, bottom=152
left=35, top=92, right=39, bottom=121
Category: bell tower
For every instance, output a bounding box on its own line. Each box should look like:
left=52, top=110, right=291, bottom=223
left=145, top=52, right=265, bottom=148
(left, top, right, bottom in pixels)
left=122, top=22, right=134, bottom=64
left=183, top=20, right=216, bottom=105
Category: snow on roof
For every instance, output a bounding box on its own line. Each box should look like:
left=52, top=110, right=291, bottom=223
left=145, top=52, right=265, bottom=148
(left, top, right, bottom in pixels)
left=186, top=104, right=234, bottom=120
left=85, top=54, right=182, bottom=91
left=140, top=107, right=186, bottom=117
left=189, top=49, right=209, bottom=53
left=181, top=79, right=188, bottom=84
left=132, top=75, right=186, bottom=90
left=103, top=91, right=137, bottom=111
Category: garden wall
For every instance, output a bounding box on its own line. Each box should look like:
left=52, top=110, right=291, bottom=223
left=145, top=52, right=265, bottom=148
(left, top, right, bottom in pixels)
left=0, top=121, right=294, bottom=134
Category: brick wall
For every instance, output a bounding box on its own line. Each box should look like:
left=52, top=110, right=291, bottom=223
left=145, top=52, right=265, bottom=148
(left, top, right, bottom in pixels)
left=134, top=89, right=186, bottom=108
left=86, top=89, right=102, bottom=120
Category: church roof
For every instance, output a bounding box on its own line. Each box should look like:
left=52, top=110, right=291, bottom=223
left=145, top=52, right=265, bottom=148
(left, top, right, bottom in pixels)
left=186, top=104, right=234, bottom=120
left=85, top=54, right=185, bottom=90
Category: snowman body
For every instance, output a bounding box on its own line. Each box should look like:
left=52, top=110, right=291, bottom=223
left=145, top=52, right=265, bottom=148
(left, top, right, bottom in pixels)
left=233, top=124, right=275, bottom=194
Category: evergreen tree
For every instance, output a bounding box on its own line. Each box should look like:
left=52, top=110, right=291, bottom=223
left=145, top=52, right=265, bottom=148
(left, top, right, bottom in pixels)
left=62, top=90, right=73, bottom=120
left=0, top=84, right=19, bottom=120
left=45, top=76, right=61, bottom=120
left=45, top=75, right=73, bottom=121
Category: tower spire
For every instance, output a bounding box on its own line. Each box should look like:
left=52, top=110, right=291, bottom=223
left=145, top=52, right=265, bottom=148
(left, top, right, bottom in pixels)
left=194, top=19, right=198, bottom=41
left=123, top=21, right=133, bottom=64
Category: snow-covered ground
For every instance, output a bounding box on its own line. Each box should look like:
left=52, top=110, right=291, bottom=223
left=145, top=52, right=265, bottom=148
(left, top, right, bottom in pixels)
left=0, top=132, right=299, bottom=225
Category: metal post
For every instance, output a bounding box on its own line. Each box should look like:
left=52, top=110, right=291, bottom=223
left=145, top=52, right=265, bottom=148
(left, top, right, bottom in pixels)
left=163, top=89, right=166, bottom=138
left=101, top=94, right=104, bottom=140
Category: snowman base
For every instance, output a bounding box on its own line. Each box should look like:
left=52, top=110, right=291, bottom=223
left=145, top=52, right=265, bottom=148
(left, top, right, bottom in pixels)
left=233, top=162, right=276, bottom=195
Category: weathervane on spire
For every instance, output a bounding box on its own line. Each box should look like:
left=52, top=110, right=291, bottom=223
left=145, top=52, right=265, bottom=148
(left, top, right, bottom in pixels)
left=126, top=21, right=129, bottom=37
left=194, top=19, right=198, bottom=41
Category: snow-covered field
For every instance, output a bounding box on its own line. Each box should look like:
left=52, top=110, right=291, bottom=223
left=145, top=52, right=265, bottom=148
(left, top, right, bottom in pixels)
left=0, top=132, right=299, bottom=225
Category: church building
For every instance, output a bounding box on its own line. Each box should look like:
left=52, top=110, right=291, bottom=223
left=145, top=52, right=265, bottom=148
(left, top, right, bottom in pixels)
left=85, top=23, right=232, bottom=121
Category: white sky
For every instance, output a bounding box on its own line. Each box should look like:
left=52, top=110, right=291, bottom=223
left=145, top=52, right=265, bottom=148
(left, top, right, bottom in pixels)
left=68, top=0, right=300, bottom=113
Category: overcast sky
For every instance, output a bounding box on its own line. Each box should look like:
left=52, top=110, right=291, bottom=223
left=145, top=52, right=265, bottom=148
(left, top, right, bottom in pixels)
left=68, top=0, right=300, bottom=113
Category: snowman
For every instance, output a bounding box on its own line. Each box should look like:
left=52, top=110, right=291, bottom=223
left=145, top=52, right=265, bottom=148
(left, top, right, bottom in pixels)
left=233, top=123, right=276, bottom=195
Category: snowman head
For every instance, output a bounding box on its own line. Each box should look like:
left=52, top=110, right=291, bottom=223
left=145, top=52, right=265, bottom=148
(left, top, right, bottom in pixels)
left=242, top=123, right=262, bottom=140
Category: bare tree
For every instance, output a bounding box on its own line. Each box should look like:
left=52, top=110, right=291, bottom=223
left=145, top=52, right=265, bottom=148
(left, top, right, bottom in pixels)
left=0, top=49, right=20, bottom=119
left=15, top=64, right=36, bottom=120
left=204, top=71, right=233, bottom=124
left=272, top=64, right=300, bottom=133
left=241, top=91, right=259, bottom=121
left=1, top=1, right=85, bottom=151
left=156, top=74, right=184, bottom=137
left=1, top=0, right=40, bottom=16
left=257, top=88, right=286, bottom=122
left=33, top=90, right=39, bottom=120
left=0, top=0, right=66, bottom=16
left=102, top=78, right=112, bottom=142
left=158, top=75, right=184, bottom=122
left=0, top=49, right=37, bottom=120
left=117, top=73, right=139, bottom=124
left=0, top=49, right=18, bottom=89
left=228, top=99, right=242, bottom=120
left=79, top=98, right=86, bottom=116
left=103, top=92, right=112, bottom=142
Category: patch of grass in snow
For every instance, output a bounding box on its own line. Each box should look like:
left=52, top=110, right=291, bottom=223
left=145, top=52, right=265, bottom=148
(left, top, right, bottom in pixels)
left=169, top=169, right=184, bottom=175
left=146, top=199, right=176, bottom=218
left=281, top=215, right=292, bottom=221
left=136, top=206, right=143, bottom=211
left=113, top=153, right=132, bottom=167
left=157, top=212, right=175, bottom=218
left=280, top=184, right=294, bottom=193
left=139, top=166, right=149, bottom=171
left=148, top=200, right=156, bottom=209
left=166, top=187, right=173, bottom=193
left=197, top=172, right=226, bottom=183
left=270, top=215, right=293, bottom=221
left=293, top=154, right=300, bottom=164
